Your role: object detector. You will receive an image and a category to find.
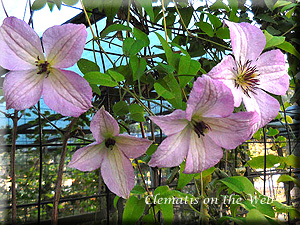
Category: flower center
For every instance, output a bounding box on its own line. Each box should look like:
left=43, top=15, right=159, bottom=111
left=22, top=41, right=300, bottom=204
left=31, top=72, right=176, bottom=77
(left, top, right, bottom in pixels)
left=35, top=56, right=51, bottom=75
left=105, top=138, right=116, bottom=149
left=192, top=121, right=211, bottom=138
left=233, top=59, right=260, bottom=97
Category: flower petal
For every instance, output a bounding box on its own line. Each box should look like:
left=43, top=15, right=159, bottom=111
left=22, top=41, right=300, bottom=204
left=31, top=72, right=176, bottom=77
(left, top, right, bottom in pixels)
left=68, top=142, right=105, bottom=171
left=101, top=147, right=135, bottom=199
left=243, top=89, right=280, bottom=128
left=256, top=49, right=289, bottom=95
left=225, top=20, right=265, bottom=64
left=90, top=107, right=120, bottom=143
left=186, top=75, right=234, bottom=120
left=184, top=133, right=223, bottom=173
left=116, top=134, right=152, bottom=158
left=43, top=23, right=87, bottom=68
left=3, top=70, right=43, bottom=110
left=0, top=17, right=44, bottom=70
left=42, top=69, right=92, bottom=117
left=149, top=109, right=188, bottom=136
left=204, top=111, right=259, bottom=149
left=206, top=55, right=236, bottom=80
left=149, top=127, right=190, bottom=168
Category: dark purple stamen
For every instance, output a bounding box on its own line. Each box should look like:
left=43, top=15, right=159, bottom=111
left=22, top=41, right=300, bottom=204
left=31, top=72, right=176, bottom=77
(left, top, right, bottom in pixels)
left=193, top=121, right=211, bottom=138
left=233, top=59, right=260, bottom=97
left=105, top=138, right=116, bottom=149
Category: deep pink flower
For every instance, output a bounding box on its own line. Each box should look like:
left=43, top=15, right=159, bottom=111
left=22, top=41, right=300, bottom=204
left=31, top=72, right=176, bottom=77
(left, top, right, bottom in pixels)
left=0, top=17, right=92, bottom=117
left=68, top=107, right=152, bottom=198
left=206, top=20, right=289, bottom=128
left=149, top=76, right=259, bottom=173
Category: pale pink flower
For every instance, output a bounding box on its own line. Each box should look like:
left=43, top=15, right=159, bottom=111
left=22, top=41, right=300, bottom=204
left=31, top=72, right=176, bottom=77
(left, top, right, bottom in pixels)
left=206, top=20, right=289, bottom=128
left=149, top=76, right=259, bottom=173
left=68, top=107, right=152, bottom=198
left=0, top=17, right=92, bottom=117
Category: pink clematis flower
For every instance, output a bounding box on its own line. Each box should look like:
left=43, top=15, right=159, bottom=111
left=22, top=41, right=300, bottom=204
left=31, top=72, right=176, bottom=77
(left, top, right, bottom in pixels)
left=68, top=107, right=152, bottom=198
left=0, top=17, right=92, bottom=117
left=206, top=20, right=289, bottom=128
left=149, top=76, right=259, bottom=173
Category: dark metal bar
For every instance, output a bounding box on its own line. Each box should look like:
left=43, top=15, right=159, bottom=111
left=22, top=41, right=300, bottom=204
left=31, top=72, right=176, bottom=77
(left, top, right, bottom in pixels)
left=263, top=127, right=267, bottom=195
left=37, top=102, right=43, bottom=224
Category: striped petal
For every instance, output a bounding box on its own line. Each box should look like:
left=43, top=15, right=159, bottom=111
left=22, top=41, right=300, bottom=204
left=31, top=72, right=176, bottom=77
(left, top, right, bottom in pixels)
left=42, top=69, right=92, bottom=117
left=68, top=142, right=105, bottom=171
left=0, top=17, right=44, bottom=70
left=43, top=23, right=87, bottom=68
left=116, top=134, right=152, bottom=158
left=225, top=20, right=265, bottom=64
left=3, top=70, right=43, bottom=110
left=101, top=147, right=135, bottom=199
left=186, top=75, right=234, bottom=120
left=90, top=107, right=120, bottom=143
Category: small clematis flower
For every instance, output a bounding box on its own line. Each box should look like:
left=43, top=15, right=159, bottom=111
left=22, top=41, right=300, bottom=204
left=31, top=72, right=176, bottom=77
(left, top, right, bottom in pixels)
left=206, top=20, right=289, bottom=128
left=0, top=17, right=92, bottom=117
left=149, top=76, right=259, bottom=173
left=68, top=107, right=152, bottom=198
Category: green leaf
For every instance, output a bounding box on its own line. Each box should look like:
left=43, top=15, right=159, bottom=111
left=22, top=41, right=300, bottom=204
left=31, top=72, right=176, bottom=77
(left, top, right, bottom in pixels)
left=131, top=185, right=146, bottom=195
left=130, top=56, right=147, bottom=81
left=160, top=201, right=173, bottom=225
left=133, top=28, right=150, bottom=47
left=246, top=155, right=282, bottom=169
left=77, top=58, right=100, bottom=74
left=264, top=31, right=285, bottom=49
left=136, top=0, right=154, bottom=22
left=195, top=22, right=214, bottom=37
left=268, top=127, right=279, bottom=136
left=155, top=33, right=177, bottom=68
left=219, top=176, right=255, bottom=195
left=277, top=41, right=300, bottom=60
left=179, top=7, right=194, bottom=28
left=32, top=0, right=47, bottom=10
left=285, top=154, right=300, bottom=168
left=113, top=101, right=129, bottom=116
left=123, top=37, right=145, bottom=57
left=90, top=84, right=101, bottom=96
left=113, top=196, right=120, bottom=209
left=107, top=69, right=125, bottom=82
left=103, top=0, right=122, bottom=21
left=216, top=27, right=230, bottom=39
left=177, top=161, right=195, bottom=190
left=53, top=0, right=62, bottom=9
left=154, top=82, right=175, bottom=99
left=273, top=0, right=293, bottom=9
left=178, top=57, right=201, bottom=87
left=155, top=73, right=182, bottom=108
left=218, top=216, right=245, bottom=225
left=84, top=72, right=118, bottom=87
left=277, top=174, right=300, bottom=188
left=123, top=196, right=146, bottom=224
left=207, top=14, right=222, bottom=29
left=246, top=209, right=269, bottom=224
left=281, top=115, right=293, bottom=124
left=62, top=0, right=78, bottom=5
left=264, top=0, right=274, bottom=11
left=228, top=0, right=238, bottom=11
left=100, top=24, right=132, bottom=39
left=129, top=104, right=146, bottom=122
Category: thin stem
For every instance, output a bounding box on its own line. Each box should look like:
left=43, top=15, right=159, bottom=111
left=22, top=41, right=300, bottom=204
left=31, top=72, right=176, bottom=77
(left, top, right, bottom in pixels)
left=79, top=0, right=114, bottom=66
left=10, top=110, right=19, bottom=225
left=1, top=0, right=8, bottom=17
left=119, top=85, right=155, bottom=116
left=51, top=118, right=78, bottom=225
left=161, top=0, right=168, bottom=42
